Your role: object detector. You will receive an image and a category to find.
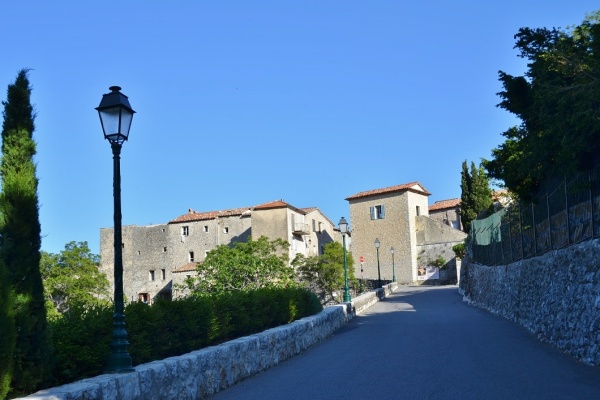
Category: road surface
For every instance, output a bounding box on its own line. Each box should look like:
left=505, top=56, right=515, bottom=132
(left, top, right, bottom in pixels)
left=211, top=285, right=600, bottom=399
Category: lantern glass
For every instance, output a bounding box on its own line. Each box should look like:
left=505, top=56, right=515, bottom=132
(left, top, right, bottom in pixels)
left=339, top=217, right=348, bottom=234
left=374, top=238, right=380, bottom=248
left=96, top=86, right=135, bottom=145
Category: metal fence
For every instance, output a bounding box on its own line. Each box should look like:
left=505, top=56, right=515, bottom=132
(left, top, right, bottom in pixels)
left=469, top=164, right=600, bottom=266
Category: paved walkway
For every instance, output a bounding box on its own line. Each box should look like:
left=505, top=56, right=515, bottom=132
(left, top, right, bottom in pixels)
left=211, top=285, right=600, bottom=400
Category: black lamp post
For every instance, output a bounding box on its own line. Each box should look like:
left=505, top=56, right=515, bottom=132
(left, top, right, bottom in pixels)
left=339, top=217, right=351, bottom=302
left=96, top=86, right=135, bottom=373
left=374, top=238, right=381, bottom=289
left=391, top=247, right=396, bottom=282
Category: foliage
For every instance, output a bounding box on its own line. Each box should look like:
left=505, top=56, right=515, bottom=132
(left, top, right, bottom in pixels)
left=292, top=241, right=356, bottom=304
left=41, top=241, right=110, bottom=318
left=0, top=259, right=15, bottom=400
left=452, top=242, right=466, bottom=259
left=186, top=236, right=296, bottom=294
left=484, top=12, right=600, bottom=200
left=429, top=256, right=447, bottom=269
left=50, top=303, right=113, bottom=385
left=0, top=69, right=52, bottom=396
left=461, top=160, right=493, bottom=233
left=49, top=287, right=321, bottom=386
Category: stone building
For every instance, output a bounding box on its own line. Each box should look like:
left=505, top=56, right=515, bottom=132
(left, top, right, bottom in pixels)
left=428, top=198, right=463, bottom=231
left=100, top=200, right=338, bottom=303
left=345, top=182, right=466, bottom=284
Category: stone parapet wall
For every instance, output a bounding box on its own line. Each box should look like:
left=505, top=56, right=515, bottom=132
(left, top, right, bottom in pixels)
left=21, top=287, right=396, bottom=400
left=460, top=239, right=600, bottom=366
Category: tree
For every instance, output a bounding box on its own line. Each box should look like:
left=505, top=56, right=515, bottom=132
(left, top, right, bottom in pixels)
left=41, top=241, right=110, bottom=318
left=0, top=259, right=15, bottom=400
left=484, top=12, right=600, bottom=200
left=186, top=236, right=296, bottom=294
left=460, top=160, right=493, bottom=233
left=0, top=69, right=52, bottom=395
left=292, top=241, right=356, bottom=304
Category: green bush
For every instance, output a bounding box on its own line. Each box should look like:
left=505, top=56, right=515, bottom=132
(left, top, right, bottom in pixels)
left=47, top=287, right=322, bottom=388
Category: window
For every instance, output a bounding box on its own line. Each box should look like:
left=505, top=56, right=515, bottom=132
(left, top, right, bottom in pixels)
left=312, top=219, right=316, bottom=232
left=223, top=227, right=229, bottom=234
left=203, top=225, right=209, bottom=233
left=149, top=270, right=155, bottom=281
left=138, top=293, right=149, bottom=303
left=138, top=250, right=141, bottom=255
left=163, top=246, right=167, bottom=252
left=370, top=205, right=385, bottom=220
left=182, top=226, right=189, bottom=236
left=416, top=206, right=421, bottom=216
left=161, top=269, right=166, bottom=280
left=189, top=251, right=195, bottom=262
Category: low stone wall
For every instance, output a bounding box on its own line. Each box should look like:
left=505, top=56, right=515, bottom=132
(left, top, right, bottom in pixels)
left=460, top=239, right=600, bottom=366
left=22, top=287, right=396, bottom=400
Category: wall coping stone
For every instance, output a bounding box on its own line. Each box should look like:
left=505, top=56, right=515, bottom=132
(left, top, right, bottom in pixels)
left=20, top=287, right=397, bottom=400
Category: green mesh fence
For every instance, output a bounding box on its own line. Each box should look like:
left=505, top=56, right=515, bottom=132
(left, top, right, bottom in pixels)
left=469, top=164, right=600, bottom=265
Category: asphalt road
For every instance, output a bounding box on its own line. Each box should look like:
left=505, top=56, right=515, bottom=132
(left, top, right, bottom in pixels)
left=210, top=286, right=600, bottom=400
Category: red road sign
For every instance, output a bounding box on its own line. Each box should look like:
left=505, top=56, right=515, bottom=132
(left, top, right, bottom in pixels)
left=359, top=256, right=364, bottom=263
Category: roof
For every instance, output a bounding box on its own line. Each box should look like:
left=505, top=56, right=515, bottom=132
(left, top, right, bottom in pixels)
left=253, top=200, right=305, bottom=214
left=301, top=207, right=335, bottom=227
left=429, top=198, right=461, bottom=212
left=169, top=207, right=252, bottom=224
left=169, top=200, right=329, bottom=225
left=345, top=181, right=431, bottom=201
left=173, top=262, right=199, bottom=273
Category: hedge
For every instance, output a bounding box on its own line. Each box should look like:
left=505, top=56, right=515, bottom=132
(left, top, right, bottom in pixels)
left=49, top=287, right=322, bottom=386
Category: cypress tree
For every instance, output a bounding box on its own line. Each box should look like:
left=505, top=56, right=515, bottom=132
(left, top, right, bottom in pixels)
left=0, top=69, right=52, bottom=395
left=0, top=258, right=15, bottom=400
left=460, top=160, right=493, bottom=233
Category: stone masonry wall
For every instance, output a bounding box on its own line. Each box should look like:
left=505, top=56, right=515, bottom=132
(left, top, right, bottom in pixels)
left=20, top=286, right=397, bottom=400
left=460, top=238, right=600, bottom=366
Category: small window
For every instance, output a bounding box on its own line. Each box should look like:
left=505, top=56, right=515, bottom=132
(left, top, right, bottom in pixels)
left=189, top=251, right=195, bottom=262
left=161, top=269, right=166, bottom=280
left=163, top=246, right=167, bottom=252
left=416, top=206, right=421, bottom=216
left=162, top=228, right=166, bottom=233
left=149, top=270, right=155, bottom=281
left=370, top=205, right=385, bottom=220
left=182, top=226, right=189, bottom=236
left=138, top=250, right=141, bottom=255
left=203, top=225, right=209, bottom=233
left=223, top=227, right=229, bottom=234
left=139, top=293, right=149, bottom=303
left=312, top=219, right=316, bottom=232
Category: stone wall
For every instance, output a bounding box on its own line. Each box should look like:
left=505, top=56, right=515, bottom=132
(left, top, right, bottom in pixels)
left=460, top=238, right=600, bottom=366
left=20, top=286, right=397, bottom=400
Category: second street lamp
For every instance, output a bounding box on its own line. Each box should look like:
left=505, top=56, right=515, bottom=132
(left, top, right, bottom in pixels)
left=391, top=247, right=396, bottom=282
left=339, top=217, right=351, bottom=302
left=96, top=86, right=135, bottom=373
left=375, top=238, right=382, bottom=289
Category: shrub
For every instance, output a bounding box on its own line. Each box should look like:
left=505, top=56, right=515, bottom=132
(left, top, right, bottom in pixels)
left=48, top=287, right=322, bottom=388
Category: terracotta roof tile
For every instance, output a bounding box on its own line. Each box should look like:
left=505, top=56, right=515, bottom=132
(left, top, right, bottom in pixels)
left=345, top=181, right=431, bottom=201
left=429, top=198, right=461, bottom=211
left=173, top=262, right=199, bottom=273
left=169, top=207, right=252, bottom=224
left=254, top=200, right=305, bottom=214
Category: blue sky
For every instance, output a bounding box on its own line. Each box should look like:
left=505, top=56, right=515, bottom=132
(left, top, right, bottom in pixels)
left=1, top=1, right=598, bottom=255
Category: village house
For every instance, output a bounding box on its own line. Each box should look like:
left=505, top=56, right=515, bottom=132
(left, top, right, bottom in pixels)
left=428, top=198, right=463, bottom=231
left=346, top=182, right=466, bottom=284
left=99, top=200, right=339, bottom=303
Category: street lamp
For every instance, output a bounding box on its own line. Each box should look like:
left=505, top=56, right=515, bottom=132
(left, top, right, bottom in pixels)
left=96, top=86, right=135, bottom=373
left=374, top=238, right=382, bottom=289
left=391, top=247, right=396, bottom=282
left=339, top=217, right=351, bottom=302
